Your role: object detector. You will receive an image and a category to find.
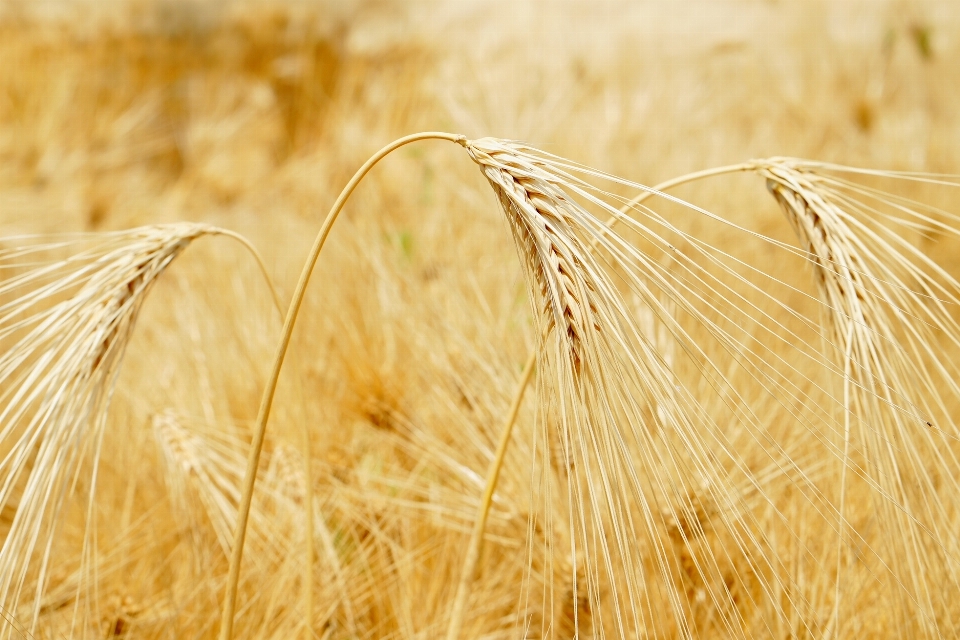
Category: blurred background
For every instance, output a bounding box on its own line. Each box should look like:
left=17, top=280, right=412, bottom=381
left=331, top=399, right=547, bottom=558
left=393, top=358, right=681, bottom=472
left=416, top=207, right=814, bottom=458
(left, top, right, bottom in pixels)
left=3, top=0, right=959, bottom=316
left=2, top=0, right=957, bottom=234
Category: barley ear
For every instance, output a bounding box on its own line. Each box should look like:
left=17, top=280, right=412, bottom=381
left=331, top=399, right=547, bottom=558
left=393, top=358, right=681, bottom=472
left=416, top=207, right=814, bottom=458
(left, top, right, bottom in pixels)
left=760, top=158, right=960, bottom=635
left=446, top=158, right=753, bottom=639
left=0, top=223, right=279, bottom=635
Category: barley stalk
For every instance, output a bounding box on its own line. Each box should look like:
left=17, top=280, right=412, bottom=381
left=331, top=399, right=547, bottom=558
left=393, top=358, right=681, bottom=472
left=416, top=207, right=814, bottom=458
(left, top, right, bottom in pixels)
left=218, top=132, right=468, bottom=640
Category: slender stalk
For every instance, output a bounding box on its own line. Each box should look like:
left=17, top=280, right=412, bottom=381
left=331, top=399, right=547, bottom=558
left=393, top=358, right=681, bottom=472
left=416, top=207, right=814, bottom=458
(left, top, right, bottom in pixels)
left=218, top=132, right=467, bottom=640
left=211, top=229, right=285, bottom=319
left=444, top=161, right=752, bottom=639
left=299, top=372, right=315, bottom=639
left=445, top=351, right=536, bottom=640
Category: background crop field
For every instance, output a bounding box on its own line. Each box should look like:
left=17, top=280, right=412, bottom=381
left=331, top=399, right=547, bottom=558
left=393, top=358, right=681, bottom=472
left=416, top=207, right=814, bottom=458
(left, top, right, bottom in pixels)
left=1, top=1, right=959, bottom=638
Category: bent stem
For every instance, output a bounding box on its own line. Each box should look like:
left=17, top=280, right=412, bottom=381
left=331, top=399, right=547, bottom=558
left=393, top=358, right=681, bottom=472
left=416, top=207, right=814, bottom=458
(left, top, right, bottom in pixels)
left=211, top=228, right=285, bottom=319
left=216, top=228, right=317, bottom=637
left=221, top=136, right=749, bottom=639
left=445, top=161, right=752, bottom=639
left=218, top=132, right=467, bottom=640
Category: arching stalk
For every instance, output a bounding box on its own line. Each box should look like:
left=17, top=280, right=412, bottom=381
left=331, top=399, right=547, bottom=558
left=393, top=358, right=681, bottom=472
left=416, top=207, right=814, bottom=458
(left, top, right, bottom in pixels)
left=212, top=229, right=285, bottom=318
left=219, top=132, right=467, bottom=640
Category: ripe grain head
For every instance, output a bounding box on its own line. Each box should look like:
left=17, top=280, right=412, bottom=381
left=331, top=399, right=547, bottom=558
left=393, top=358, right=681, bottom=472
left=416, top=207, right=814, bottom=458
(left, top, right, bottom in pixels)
left=759, top=158, right=960, bottom=635
left=466, top=137, right=602, bottom=377
left=0, top=223, right=271, bottom=637
left=463, top=138, right=824, bottom=638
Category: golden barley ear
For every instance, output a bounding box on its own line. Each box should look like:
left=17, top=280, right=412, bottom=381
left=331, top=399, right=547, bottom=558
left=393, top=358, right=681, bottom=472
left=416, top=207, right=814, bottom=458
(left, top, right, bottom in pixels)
left=0, top=223, right=275, bottom=637
left=153, top=413, right=358, bottom=635
left=463, top=138, right=781, bottom=638
left=759, top=158, right=960, bottom=637
left=466, top=139, right=601, bottom=375
left=153, top=410, right=269, bottom=559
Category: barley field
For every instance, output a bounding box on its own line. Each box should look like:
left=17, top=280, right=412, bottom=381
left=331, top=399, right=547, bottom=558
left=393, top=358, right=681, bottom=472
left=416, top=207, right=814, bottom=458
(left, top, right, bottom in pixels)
left=2, top=1, right=960, bottom=638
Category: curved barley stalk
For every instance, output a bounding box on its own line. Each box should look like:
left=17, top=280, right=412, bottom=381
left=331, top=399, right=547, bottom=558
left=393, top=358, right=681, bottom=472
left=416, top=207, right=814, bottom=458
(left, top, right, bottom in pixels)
left=219, top=132, right=468, bottom=640
left=0, top=224, right=278, bottom=638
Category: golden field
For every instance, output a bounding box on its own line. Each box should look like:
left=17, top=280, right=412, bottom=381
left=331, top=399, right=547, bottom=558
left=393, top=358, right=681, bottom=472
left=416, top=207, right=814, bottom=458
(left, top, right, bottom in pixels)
left=1, top=1, right=960, bottom=638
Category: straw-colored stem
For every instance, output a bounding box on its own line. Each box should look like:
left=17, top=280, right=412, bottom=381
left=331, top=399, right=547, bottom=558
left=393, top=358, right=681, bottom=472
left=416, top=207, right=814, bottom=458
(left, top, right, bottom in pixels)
left=219, top=131, right=467, bottom=640
left=445, top=351, right=536, bottom=640
left=299, top=377, right=315, bottom=638
left=212, top=229, right=285, bottom=319
left=445, top=161, right=752, bottom=640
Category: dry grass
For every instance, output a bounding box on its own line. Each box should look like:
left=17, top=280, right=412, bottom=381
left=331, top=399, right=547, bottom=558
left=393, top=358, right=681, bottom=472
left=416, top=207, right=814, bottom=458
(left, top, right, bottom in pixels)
left=2, top=1, right=960, bottom=639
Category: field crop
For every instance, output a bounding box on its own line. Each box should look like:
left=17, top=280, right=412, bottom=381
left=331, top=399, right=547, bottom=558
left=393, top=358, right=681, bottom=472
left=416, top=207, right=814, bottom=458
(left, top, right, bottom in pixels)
left=1, top=1, right=960, bottom=639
